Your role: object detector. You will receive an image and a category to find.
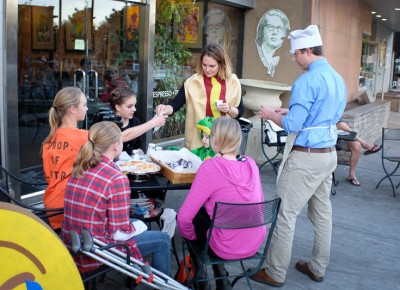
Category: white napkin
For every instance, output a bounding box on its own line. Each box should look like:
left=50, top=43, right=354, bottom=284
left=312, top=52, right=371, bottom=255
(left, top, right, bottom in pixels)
left=113, top=219, right=148, bottom=241
left=118, top=151, right=132, bottom=161
left=160, top=208, right=177, bottom=238
left=153, top=113, right=164, bottom=133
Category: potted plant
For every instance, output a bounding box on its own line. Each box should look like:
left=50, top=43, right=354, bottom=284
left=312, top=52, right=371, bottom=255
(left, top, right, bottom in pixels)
left=153, top=0, right=193, bottom=139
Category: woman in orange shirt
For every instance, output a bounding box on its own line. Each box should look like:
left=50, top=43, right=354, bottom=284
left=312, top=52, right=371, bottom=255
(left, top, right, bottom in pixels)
left=42, top=87, right=88, bottom=229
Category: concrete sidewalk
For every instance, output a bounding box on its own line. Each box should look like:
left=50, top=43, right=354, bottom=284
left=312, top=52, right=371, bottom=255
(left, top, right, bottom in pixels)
left=98, top=112, right=400, bottom=290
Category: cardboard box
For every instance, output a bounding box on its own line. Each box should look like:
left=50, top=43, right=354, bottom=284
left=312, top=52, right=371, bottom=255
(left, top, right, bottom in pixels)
left=149, top=149, right=202, bottom=184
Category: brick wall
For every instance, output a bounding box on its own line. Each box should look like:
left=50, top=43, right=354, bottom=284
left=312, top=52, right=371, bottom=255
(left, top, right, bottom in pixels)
left=337, top=101, right=391, bottom=165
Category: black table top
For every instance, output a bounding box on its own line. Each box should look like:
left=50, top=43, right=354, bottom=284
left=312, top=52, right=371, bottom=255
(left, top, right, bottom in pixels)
left=129, top=174, right=192, bottom=192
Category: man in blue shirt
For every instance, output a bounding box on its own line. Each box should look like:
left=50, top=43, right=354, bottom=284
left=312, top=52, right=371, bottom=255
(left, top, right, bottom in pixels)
left=250, top=25, right=347, bottom=287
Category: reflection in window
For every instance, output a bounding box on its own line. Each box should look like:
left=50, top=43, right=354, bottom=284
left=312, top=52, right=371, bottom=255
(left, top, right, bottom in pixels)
left=203, top=8, right=232, bottom=57
left=203, top=3, right=241, bottom=73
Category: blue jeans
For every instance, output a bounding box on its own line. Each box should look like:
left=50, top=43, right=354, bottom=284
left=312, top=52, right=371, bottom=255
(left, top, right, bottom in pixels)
left=134, top=230, right=171, bottom=275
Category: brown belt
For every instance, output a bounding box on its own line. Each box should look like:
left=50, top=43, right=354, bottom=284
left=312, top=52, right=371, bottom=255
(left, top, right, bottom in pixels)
left=292, top=146, right=336, bottom=153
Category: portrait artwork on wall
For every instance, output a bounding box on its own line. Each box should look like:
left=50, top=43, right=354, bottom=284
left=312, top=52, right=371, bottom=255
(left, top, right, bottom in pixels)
left=176, top=2, right=204, bottom=49
left=31, top=6, right=55, bottom=50
left=65, top=8, right=93, bottom=51
left=255, top=9, right=290, bottom=77
left=123, top=5, right=140, bottom=51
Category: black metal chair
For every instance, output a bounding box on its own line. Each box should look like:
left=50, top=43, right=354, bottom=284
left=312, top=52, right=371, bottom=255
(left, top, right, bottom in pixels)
left=0, top=166, right=63, bottom=228
left=331, top=130, right=358, bottom=196
left=375, top=128, right=400, bottom=197
left=182, top=198, right=281, bottom=289
left=331, top=172, right=339, bottom=195
left=259, top=119, right=286, bottom=173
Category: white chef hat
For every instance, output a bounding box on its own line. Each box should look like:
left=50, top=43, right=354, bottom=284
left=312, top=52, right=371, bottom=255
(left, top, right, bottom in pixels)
left=288, top=25, right=323, bottom=54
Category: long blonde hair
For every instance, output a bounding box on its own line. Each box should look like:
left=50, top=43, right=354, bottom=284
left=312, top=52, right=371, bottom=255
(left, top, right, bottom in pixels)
left=211, top=117, right=241, bottom=156
left=42, top=87, right=85, bottom=144
left=71, top=121, right=121, bottom=179
left=196, top=44, right=232, bottom=80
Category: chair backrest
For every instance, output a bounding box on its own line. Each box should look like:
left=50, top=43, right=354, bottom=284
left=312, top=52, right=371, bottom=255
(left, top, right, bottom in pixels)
left=204, top=198, right=281, bottom=255
left=0, top=166, right=63, bottom=226
left=382, top=128, right=400, bottom=159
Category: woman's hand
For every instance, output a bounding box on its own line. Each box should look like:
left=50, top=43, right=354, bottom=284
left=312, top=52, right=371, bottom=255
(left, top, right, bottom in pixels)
left=155, top=104, right=165, bottom=115
left=217, top=102, right=230, bottom=114
left=155, top=104, right=172, bottom=116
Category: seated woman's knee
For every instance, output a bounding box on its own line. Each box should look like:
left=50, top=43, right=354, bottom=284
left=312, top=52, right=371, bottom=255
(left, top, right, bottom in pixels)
left=346, top=140, right=361, bottom=153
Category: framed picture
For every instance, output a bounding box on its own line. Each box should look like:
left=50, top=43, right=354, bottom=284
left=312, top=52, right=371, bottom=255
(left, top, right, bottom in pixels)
left=31, top=6, right=55, bottom=50
left=176, top=2, right=204, bottom=49
left=123, top=5, right=140, bottom=51
left=65, top=8, right=93, bottom=51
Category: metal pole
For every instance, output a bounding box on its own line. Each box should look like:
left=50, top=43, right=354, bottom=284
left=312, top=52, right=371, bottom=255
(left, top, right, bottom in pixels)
left=85, top=0, right=89, bottom=69
left=382, top=68, right=385, bottom=101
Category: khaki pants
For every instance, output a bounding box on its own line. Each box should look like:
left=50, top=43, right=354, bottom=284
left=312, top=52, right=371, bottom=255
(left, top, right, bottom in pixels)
left=265, top=150, right=337, bottom=282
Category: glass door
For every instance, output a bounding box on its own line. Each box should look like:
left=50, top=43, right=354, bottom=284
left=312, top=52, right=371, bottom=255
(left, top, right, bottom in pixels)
left=17, top=0, right=144, bottom=169
left=360, top=39, right=378, bottom=99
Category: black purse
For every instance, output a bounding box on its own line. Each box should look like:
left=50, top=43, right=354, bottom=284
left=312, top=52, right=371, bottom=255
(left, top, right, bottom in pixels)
left=337, top=130, right=357, bottom=141
left=264, top=120, right=287, bottom=147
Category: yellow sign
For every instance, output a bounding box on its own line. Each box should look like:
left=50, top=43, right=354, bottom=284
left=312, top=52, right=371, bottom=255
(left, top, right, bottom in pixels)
left=0, top=203, right=83, bottom=290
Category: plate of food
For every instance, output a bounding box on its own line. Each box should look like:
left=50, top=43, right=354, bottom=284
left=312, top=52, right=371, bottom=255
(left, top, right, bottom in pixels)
left=117, top=160, right=161, bottom=182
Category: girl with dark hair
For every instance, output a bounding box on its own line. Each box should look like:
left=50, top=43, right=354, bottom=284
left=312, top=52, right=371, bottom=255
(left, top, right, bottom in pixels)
left=109, top=87, right=167, bottom=155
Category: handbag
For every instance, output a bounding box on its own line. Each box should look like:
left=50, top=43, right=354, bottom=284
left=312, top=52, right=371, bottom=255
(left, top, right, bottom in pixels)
left=264, top=120, right=287, bottom=147
left=175, top=255, right=195, bottom=286
left=337, top=130, right=357, bottom=141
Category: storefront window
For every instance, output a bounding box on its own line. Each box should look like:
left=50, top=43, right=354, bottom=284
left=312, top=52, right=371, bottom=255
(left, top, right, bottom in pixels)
left=152, top=0, right=243, bottom=141
left=16, top=0, right=244, bottom=169
left=392, top=52, right=400, bottom=89
left=17, top=0, right=143, bottom=169
left=205, top=2, right=242, bottom=73
left=360, top=36, right=378, bottom=96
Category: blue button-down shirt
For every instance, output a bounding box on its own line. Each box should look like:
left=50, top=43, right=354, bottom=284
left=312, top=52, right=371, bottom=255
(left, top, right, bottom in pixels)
left=282, top=58, right=347, bottom=148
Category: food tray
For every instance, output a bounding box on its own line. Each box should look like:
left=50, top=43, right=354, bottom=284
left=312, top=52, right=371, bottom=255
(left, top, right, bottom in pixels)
left=149, top=149, right=202, bottom=184
left=150, top=156, right=196, bottom=184
left=116, top=160, right=161, bottom=182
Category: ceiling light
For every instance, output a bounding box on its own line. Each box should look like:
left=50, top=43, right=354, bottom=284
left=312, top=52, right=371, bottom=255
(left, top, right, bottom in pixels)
left=371, top=11, right=376, bottom=14
left=395, top=8, right=400, bottom=11
left=382, top=18, right=387, bottom=21
left=376, top=15, right=382, bottom=18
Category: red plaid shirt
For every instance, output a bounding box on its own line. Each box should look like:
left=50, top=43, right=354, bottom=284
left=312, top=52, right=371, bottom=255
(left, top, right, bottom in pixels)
left=62, top=156, right=142, bottom=273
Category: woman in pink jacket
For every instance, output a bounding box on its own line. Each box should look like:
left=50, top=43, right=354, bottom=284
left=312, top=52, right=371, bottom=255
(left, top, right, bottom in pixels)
left=177, top=117, right=266, bottom=290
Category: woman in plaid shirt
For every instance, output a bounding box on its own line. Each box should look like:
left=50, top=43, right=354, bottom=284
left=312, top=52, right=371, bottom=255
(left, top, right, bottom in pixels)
left=62, top=121, right=171, bottom=274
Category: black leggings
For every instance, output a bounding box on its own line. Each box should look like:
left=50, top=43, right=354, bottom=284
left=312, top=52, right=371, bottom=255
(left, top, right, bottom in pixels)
left=193, top=207, right=211, bottom=247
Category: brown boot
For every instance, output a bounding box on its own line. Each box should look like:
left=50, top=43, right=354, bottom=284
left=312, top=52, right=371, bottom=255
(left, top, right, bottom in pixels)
left=212, top=264, right=232, bottom=290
